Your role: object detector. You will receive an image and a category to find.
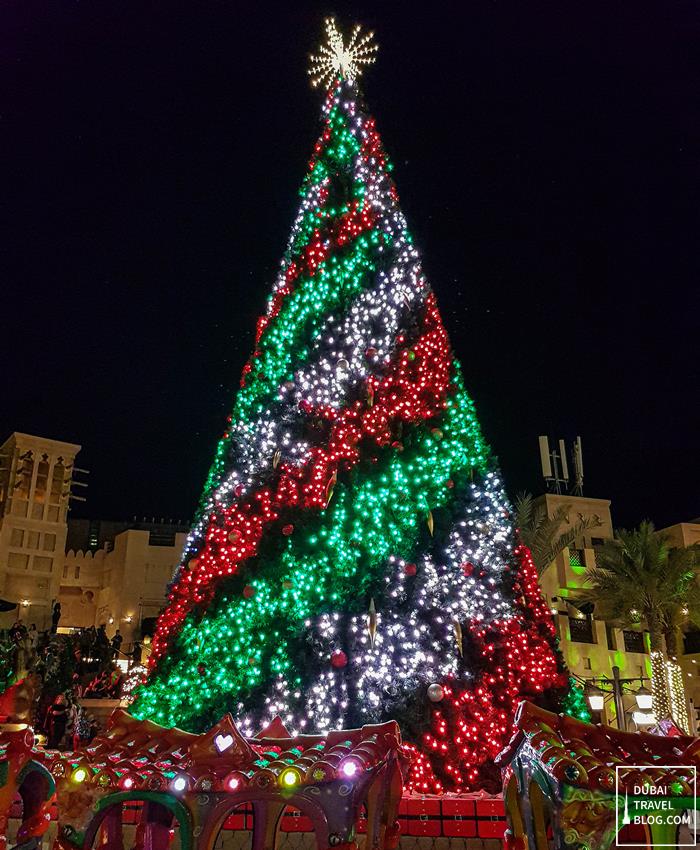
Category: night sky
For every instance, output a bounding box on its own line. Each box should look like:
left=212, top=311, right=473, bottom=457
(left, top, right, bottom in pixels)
left=3, top=2, right=698, bottom=530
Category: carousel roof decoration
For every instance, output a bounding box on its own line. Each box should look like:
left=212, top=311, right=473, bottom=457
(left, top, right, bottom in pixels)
left=497, top=700, right=699, bottom=794
left=39, top=709, right=404, bottom=792
left=498, top=702, right=700, bottom=850
left=0, top=710, right=405, bottom=850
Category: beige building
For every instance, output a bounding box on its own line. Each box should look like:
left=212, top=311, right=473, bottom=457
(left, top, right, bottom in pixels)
left=0, top=430, right=187, bottom=649
left=659, top=520, right=700, bottom=550
left=0, top=432, right=81, bottom=630
left=536, top=494, right=653, bottom=727
left=61, top=525, right=186, bottom=649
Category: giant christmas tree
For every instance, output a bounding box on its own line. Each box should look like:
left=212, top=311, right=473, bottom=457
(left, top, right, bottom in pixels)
left=132, top=20, right=568, bottom=793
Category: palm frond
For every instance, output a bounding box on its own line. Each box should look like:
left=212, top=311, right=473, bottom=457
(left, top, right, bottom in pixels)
left=514, top=492, right=602, bottom=574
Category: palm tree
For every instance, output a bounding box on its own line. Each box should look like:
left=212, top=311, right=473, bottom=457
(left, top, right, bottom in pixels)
left=514, top=492, right=602, bottom=574
left=576, top=521, right=700, bottom=727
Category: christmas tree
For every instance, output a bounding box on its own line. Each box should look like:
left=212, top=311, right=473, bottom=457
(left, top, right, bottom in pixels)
left=132, top=19, right=567, bottom=793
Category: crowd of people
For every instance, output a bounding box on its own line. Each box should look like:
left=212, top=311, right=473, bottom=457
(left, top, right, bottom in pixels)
left=0, top=616, right=149, bottom=750
left=6, top=620, right=144, bottom=672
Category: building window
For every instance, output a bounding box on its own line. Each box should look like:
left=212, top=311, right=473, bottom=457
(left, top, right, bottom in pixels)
left=47, top=505, right=59, bottom=522
left=31, top=502, right=44, bottom=520
left=606, top=623, right=617, bottom=651
left=26, top=530, right=39, bottom=549
left=34, top=457, right=49, bottom=504
left=50, top=463, right=64, bottom=505
left=8, top=552, right=29, bottom=570
left=43, top=533, right=56, bottom=551
left=148, top=529, right=176, bottom=547
left=12, top=500, right=28, bottom=518
left=62, top=564, right=69, bottom=579
left=684, top=632, right=700, bottom=654
left=569, top=549, right=585, bottom=569
left=623, top=630, right=646, bottom=654
left=74, top=564, right=81, bottom=579
left=32, top=556, right=53, bottom=573
left=569, top=615, right=595, bottom=644
left=591, top=537, right=605, bottom=547
left=16, top=453, right=34, bottom=499
left=10, top=528, right=24, bottom=547
left=583, top=657, right=592, bottom=670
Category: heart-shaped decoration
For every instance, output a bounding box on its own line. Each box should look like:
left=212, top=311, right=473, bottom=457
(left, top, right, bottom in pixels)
left=215, top=733, right=234, bottom=753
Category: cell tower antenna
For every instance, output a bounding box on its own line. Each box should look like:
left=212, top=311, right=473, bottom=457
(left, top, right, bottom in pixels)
left=538, top=435, right=581, bottom=495
left=558, top=439, right=569, bottom=483
left=573, top=436, right=584, bottom=496
left=539, top=435, right=563, bottom=494
left=538, top=436, right=552, bottom=479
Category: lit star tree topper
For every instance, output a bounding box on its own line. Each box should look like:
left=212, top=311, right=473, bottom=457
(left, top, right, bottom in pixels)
left=308, top=17, right=378, bottom=89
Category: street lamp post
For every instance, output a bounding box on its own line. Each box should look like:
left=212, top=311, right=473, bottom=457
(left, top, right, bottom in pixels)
left=583, top=666, right=653, bottom=730
left=611, top=666, right=626, bottom=729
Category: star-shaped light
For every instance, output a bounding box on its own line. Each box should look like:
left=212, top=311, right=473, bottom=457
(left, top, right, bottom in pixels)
left=308, top=18, right=378, bottom=89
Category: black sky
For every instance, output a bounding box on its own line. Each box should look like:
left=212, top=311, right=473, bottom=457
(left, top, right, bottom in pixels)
left=2, top=1, right=698, bottom=529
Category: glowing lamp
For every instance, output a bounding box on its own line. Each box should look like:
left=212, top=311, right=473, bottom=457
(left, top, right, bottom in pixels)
left=632, top=711, right=655, bottom=726
left=279, top=767, right=303, bottom=788
left=585, top=683, right=605, bottom=712
left=340, top=759, right=361, bottom=778
left=226, top=776, right=240, bottom=792
left=172, top=776, right=188, bottom=793
left=120, top=776, right=134, bottom=790
left=587, top=693, right=605, bottom=711
left=635, top=686, right=653, bottom=710
left=72, top=767, right=88, bottom=784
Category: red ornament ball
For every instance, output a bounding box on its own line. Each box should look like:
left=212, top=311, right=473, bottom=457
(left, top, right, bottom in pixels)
left=330, top=649, right=348, bottom=668
left=282, top=524, right=294, bottom=536
left=365, top=347, right=377, bottom=359
left=446, top=479, right=454, bottom=489
left=404, top=563, right=417, bottom=576
left=197, top=663, right=206, bottom=675
left=461, top=562, right=475, bottom=577
left=228, top=529, right=241, bottom=543
left=242, top=585, right=255, bottom=599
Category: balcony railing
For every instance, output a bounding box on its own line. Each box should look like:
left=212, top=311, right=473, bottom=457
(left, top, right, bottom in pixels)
left=622, top=630, right=646, bottom=654
left=684, top=631, right=700, bottom=654
left=568, top=548, right=586, bottom=569
left=569, top=615, right=595, bottom=644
